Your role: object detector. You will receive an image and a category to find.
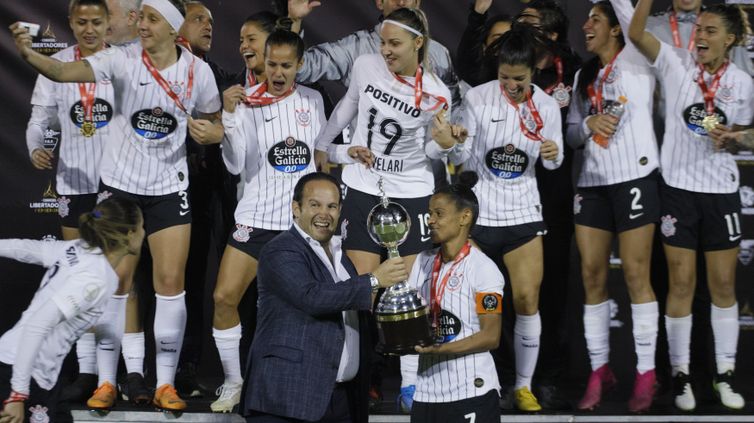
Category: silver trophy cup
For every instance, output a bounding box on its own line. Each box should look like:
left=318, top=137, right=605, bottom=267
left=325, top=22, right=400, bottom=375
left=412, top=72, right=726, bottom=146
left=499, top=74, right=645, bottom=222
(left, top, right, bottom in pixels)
left=367, top=179, right=434, bottom=355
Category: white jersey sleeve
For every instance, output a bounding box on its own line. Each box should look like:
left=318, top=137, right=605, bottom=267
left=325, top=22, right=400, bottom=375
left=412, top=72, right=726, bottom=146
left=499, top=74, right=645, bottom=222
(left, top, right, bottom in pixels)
left=221, top=109, right=247, bottom=176
left=0, top=239, right=64, bottom=268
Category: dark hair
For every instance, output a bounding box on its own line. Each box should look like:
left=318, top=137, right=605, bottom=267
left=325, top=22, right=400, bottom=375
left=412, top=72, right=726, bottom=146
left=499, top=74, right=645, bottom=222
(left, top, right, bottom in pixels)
left=433, top=171, right=479, bottom=229
left=483, top=14, right=513, bottom=42
left=495, top=25, right=545, bottom=70
left=518, top=0, right=570, bottom=45
left=292, top=172, right=342, bottom=204
left=576, top=1, right=624, bottom=101
left=703, top=5, right=752, bottom=52
left=68, top=0, right=109, bottom=16
left=265, top=28, right=305, bottom=60
left=78, top=198, right=142, bottom=255
left=243, top=11, right=277, bottom=35
left=384, top=8, right=432, bottom=71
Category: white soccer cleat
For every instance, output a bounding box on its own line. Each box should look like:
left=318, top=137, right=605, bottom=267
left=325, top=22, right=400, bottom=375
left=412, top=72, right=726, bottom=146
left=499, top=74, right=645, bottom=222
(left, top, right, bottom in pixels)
left=714, top=371, right=744, bottom=410
left=210, top=382, right=243, bottom=413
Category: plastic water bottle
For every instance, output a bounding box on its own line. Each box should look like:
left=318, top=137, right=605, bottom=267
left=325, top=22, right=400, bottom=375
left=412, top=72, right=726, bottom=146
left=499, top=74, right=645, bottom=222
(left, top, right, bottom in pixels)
left=593, top=95, right=628, bottom=148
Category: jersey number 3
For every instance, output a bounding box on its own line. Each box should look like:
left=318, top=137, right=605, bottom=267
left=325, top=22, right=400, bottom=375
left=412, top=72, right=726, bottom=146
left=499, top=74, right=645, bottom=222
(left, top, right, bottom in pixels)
left=367, top=107, right=403, bottom=155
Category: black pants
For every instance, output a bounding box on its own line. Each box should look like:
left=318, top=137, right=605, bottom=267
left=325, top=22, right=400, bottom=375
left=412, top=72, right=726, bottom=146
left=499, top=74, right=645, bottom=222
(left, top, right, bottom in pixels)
left=0, top=362, right=72, bottom=422
left=246, top=384, right=352, bottom=423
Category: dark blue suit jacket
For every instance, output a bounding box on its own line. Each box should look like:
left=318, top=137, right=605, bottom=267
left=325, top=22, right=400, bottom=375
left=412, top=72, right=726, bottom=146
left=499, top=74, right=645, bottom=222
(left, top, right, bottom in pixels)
left=242, top=227, right=373, bottom=421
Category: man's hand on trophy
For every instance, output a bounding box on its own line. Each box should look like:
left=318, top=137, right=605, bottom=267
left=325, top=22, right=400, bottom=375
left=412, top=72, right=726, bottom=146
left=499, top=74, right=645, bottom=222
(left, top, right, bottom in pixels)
left=371, top=257, right=408, bottom=288
left=347, top=146, right=374, bottom=167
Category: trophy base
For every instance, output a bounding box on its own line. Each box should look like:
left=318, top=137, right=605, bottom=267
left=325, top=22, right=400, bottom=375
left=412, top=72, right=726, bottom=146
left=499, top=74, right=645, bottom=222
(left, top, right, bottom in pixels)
left=375, top=309, right=434, bottom=356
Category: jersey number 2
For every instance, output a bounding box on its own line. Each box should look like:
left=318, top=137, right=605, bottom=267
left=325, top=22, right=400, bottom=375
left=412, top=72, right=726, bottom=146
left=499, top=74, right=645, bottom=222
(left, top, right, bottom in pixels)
left=367, top=107, right=403, bottom=155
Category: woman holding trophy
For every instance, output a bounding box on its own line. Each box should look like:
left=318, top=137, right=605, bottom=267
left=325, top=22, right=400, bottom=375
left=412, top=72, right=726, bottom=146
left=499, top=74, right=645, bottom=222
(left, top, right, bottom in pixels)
left=452, top=25, right=563, bottom=412
left=313, top=7, right=464, bottom=408
left=627, top=0, right=753, bottom=411
left=407, top=172, right=504, bottom=423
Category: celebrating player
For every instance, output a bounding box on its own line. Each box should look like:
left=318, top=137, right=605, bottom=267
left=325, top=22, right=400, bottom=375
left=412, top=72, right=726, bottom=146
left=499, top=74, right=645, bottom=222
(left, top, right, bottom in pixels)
left=408, top=171, right=504, bottom=423
left=566, top=0, right=660, bottom=413
left=628, top=0, right=754, bottom=411
left=210, top=27, right=325, bottom=413
left=453, top=25, right=563, bottom=412
left=0, top=198, right=143, bottom=423
left=10, top=0, right=222, bottom=411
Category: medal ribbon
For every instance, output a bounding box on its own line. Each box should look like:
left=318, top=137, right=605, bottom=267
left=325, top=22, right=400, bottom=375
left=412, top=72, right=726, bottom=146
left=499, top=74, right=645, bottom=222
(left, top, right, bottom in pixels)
left=696, top=61, right=728, bottom=115
left=246, top=69, right=257, bottom=88
left=543, top=56, right=564, bottom=95
left=242, top=81, right=296, bottom=106
left=669, top=11, right=698, bottom=51
left=393, top=66, right=448, bottom=112
left=500, top=85, right=544, bottom=141
left=430, top=242, right=472, bottom=337
left=586, top=49, right=622, bottom=114
left=141, top=49, right=194, bottom=114
left=74, top=46, right=97, bottom=129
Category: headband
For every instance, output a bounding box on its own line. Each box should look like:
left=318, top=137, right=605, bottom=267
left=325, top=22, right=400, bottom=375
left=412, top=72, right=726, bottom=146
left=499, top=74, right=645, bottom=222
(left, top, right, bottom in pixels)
left=142, top=0, right=184, bottom=33
left=383, top=19, right=423, bottom=37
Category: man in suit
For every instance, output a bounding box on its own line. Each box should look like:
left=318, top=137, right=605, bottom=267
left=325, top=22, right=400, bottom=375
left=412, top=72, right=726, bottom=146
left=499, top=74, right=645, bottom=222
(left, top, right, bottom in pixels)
left=242, top=172, right=408, bottom=422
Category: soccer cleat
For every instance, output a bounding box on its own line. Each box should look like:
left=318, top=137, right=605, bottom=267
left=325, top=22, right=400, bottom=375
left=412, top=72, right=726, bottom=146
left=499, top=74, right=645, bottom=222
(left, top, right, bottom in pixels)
left=153, top=384, right=186, bottom=412
left=397, top=385, right=415, bottom=413
left=175, top=362, right=205, bottom=398
left=536, top=384, right=571, bottom=410
left=514, top=387, right=542, bottom=412
left=210, top=382, right=243, bottom=413
left=577, top=364, right=617, bottom=411
left=87, top=382, right=117, bottom=410
left=61, top=373, right=98, bottom=403
left=714, top=370, right=745, bottom=410
left=628, top=369, right=656, bottom=413
left=120, top=372, right=151, bottom=405
left=672, top=372, right=696, bottom=411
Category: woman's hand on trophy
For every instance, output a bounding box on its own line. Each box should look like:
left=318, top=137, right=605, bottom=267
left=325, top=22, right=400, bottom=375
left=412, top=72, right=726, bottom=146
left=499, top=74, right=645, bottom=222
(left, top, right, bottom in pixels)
left=372, top=257, right=408, bottom=288
left=347, top=146, right=374, bottom=167
left=414, top=344, right=443, bottom=354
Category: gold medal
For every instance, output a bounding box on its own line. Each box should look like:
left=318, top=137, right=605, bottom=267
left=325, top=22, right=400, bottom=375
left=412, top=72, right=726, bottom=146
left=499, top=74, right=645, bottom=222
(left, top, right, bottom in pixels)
left=81, top=121, right=96, bottom=137
left=701, top=114, right=720, bottom=132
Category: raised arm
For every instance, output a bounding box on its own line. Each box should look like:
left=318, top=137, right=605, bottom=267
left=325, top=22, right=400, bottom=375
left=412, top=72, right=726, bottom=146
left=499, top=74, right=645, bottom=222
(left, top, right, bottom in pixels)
left=624, top=0, right=661, bottom=62
left=10, top=22, right=95, bottom=82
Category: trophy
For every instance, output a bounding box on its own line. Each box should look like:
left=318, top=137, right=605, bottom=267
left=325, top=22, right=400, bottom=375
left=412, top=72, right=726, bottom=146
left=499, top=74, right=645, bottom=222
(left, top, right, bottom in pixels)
left=367, top=178, right=434, bottom=355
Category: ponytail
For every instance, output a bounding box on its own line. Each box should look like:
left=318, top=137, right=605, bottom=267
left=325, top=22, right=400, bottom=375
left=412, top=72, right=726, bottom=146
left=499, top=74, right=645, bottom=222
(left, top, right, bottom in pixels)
left=78, top=198, right=142, bottom=255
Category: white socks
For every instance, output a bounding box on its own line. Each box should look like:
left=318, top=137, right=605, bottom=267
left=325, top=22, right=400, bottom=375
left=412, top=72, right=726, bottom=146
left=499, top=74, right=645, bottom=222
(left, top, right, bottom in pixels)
left=76, top=332, right=97, bottom=375
left=94, top=294, right=128, bottom=386
left=213, top=324, right=243, bottom=386
left=121, top=332, right=145, bottom=375
left=584, top=301, right=611, bottom=371
left=514, top=313, right=541, bottom=390
left=711, top=303, right=738, bottom=374
left=665, top=314, right=692, bottom=376
left=154, top=292, right=186, bottom=388
left=399, top=354, right=418, bottom=388
left=632, top=302, right=659, bottom=373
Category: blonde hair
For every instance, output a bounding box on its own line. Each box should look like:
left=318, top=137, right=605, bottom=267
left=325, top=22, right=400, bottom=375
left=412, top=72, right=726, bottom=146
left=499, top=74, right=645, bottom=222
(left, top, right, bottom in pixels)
left=384, top=7, right=433, bottom=74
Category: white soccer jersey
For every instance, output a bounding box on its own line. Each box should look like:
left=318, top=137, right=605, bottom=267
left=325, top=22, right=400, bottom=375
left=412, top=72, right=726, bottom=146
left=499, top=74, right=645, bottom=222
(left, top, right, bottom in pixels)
left=0, top=239, right=117, bottom=390
left=222, top=85, right=325, bottom=230
left=315, top=54, right=452, bottom=198
left=28, top=45, right=115, bottom=195
left=652, top=43, right=754, bottom=193
left=567, top=47, right=659, bottom=187
left=456, top=81, right=563, bottom=227
left=86, top=44, right=221, bottom=195
left=407, top=246, right=505, bottom=403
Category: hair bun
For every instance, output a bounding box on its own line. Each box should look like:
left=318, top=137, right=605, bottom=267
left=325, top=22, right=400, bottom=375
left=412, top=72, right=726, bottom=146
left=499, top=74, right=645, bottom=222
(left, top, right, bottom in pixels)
left=275, top=17, right=293, bottom=31
left=457, top=171, right=479, bottom=189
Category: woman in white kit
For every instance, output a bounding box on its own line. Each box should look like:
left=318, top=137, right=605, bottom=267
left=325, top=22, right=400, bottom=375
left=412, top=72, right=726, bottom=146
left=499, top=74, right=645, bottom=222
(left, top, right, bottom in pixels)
left=629, top=0, right=753, bottom=411
left=407, top=172, right=504, bottom=423
left=312, top=7, right=464, bottom=409
left=10, top=0, right=222, bottom=411
left=565, top=0, right=660, bottom=413
left=210, top=27, right=326, bottom=413
left=0, top=197, right=144, bottom=423
left=452, top=25, right=563, bottom=412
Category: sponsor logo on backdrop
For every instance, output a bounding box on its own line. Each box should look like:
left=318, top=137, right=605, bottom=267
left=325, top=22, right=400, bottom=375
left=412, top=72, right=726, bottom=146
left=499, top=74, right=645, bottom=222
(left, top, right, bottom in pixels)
left=41, top=235, right=57, bottom=242
left=739, top=302, right=754, bottom=329
left=741, top=186, right=754, bottom=215
left=31, top=23, right=67, bottom=56
left=29, top=181, right=59, bottom=214
left=733, top=150, right=754, bottom=165
left=43, top=128, right=60, bottom=151
left=739, top=240, right=754, bottom=266
left=609, top=252, right=622, bottom=268
left=609, top=299, right=624, bottom=328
